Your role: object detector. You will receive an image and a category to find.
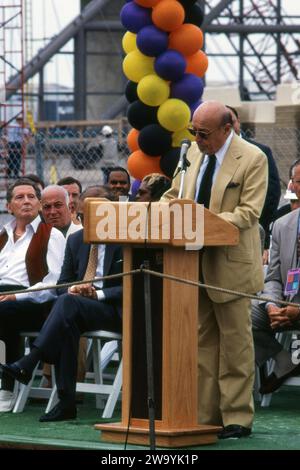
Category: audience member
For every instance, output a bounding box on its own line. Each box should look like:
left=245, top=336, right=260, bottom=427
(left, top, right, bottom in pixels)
left=135, top=174, right=171, bottom=202
left=41, top=185, right=82, bottom=238
left=76, top=185, right=113, bottom=225
left=162, top=101, right=268, bottom=439
left=252, top=159, right=300, bottom=394
left=41, top=185, right=82, bottom=385
left=24, top=174, right=45, bottom=192
left=57, top=176, right=82, bottom=225
left=0, top=178, right=66, bottom=411
left=0, top=222, right=123, bottom=422
left=107, top=167, right=132, bottom=201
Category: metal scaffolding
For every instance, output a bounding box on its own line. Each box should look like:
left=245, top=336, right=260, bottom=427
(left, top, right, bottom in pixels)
left=203, top=0, right=300, bottom=100
left=2, top=0, right=300, bottom=123
left=0, top=0, right=25, bottom=193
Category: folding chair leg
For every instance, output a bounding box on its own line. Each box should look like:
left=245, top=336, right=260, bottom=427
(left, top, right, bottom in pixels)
left=13, top=363, right=39, bottom=413
left=45, top=366, right=58, bottom=413
left=101, top=359, right=122, bottom=418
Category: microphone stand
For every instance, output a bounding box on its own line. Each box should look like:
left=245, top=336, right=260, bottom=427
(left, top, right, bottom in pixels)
left=178, top=155, right=190, bottom=199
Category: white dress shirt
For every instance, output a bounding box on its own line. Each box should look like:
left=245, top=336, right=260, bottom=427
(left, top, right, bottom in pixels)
left=94, top=244, right=106, bottom=301
left=0, top=215, right=66, bottom=303
left=194, top=130, right=234, bottom=201
left=66, top=221, right=82, bottom=238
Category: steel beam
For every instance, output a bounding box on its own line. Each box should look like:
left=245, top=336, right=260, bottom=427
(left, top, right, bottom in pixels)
left=5, top=0, right=110, bottom=100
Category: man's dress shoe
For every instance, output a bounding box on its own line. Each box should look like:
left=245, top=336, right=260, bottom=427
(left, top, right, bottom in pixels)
left=218, top=424, right=252, bottom=439
left=0, top=363, right=31, bottom=385
left=259, top=363, right=300, bottom=395
left=39, top=402, right=77, bottom=422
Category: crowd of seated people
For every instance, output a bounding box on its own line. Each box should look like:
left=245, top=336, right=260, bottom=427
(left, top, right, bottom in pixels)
left=0, top=145, right=299, bottom=431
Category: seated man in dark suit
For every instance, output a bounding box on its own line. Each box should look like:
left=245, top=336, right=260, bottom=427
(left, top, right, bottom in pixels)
left=0, top=226, right=122, bottom=422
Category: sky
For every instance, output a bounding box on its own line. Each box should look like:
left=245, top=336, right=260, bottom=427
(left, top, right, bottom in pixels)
left=2, top=0, right=299, bottom=91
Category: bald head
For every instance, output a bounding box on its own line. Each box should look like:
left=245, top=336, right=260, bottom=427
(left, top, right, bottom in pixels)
left=192, top=100, right=233, bottom=155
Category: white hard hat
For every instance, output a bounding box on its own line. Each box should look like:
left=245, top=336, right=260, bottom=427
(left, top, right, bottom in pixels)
left=101, top=125, right=113, bottom=136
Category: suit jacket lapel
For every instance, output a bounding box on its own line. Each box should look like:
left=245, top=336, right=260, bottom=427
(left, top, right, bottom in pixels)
left=210, top=135, right=242, bottom=213
left=286, top=209, right=299, bottom=270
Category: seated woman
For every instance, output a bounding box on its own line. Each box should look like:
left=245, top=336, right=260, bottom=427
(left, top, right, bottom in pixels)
left=135, top=173, right=171, bottom=202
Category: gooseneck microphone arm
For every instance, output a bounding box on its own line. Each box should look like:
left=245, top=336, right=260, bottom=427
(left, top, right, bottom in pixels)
left=178, top=139, right=191, bottom=199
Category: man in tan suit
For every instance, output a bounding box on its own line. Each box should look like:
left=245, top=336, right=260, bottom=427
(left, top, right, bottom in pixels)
left=162, top=101, right=268, bottom=439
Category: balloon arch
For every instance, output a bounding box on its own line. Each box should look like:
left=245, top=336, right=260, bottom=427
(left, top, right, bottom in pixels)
left=121, top=0, right=208, bottom=182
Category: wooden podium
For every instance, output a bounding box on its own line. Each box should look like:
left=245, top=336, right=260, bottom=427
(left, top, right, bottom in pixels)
left=84, top=199, right=239, bottom=447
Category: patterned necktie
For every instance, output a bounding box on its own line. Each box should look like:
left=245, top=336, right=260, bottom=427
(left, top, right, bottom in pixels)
left=197, top=154, right=217, bottom=208
left=83, top=244, right=98, bottom=281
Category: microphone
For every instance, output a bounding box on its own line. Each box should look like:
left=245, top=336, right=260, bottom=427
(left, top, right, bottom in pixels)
left=178, top=139, right=191, bottom=171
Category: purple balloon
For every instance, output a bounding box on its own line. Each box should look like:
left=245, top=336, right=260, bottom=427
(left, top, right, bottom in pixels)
left=137, top=25, right=169, bottom=57
left=120, top=2, right=152, bottom=33
left=190, top=98, right=203, bottom=116
left=154, top=50, right=186, bottom=82
left=171, top=74, right=204, bottom=105
left=131, top=179, right=141, bottom=198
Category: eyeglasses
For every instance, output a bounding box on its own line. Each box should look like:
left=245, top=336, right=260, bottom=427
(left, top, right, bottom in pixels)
left=187, top=126, right=221, bottom=139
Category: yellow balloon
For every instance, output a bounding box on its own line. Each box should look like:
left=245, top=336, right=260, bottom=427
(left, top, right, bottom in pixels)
left=122, top=31, right=137, bottom=54
left=172, top=128, right=195, bottom=147
left=158, top=99, right=191, bottom=132
left=123, top=50, right=155, bottom=83
left=137, top=74, right=170, bottom=107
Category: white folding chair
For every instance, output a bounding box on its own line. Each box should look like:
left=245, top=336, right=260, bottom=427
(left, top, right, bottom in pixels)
left=45, top=330, right=122, bottom=418
left=13, top=332, right=54, bottom=413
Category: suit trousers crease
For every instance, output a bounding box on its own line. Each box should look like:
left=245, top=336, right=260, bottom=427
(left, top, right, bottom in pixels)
left=33, top=293, right=121, bottom=400
left=198, top=289, right=254, bottom=428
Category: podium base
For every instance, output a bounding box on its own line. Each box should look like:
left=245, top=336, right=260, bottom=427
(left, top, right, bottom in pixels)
left=95, top=421, right=221, bottom=447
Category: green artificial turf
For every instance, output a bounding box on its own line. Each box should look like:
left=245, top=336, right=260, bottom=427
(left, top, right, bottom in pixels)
left=0, top=386, right=300, bottom=450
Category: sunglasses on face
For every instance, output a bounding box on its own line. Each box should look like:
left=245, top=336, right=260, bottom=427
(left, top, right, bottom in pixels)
left=187, top=126, right=221, bottom=139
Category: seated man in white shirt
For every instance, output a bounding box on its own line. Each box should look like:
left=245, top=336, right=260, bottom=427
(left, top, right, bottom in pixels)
left=0, top=178, right=66, bottom=411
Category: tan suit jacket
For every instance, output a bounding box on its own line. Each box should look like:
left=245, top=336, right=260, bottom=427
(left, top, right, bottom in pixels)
left=162, top=133, right=268, bottom=303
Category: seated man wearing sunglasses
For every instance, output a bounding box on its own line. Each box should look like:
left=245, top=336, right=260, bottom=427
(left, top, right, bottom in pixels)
left=162, top=100, right=268, bottom=439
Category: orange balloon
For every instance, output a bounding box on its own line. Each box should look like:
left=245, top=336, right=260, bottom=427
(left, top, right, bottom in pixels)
left=186, top=50, right=208, bottom=78
left=128, top=150, right=163, bottom=180
left=152, top=0, right=184, bottom=32
left=135, top=0, right=161, bottom=6
left=127, top=128, right=140, bottom=152
left=169, top=24, right=204, bottom=56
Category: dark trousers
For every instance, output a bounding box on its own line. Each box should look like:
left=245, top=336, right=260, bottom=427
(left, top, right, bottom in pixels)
left=7, top=142, right=22, bottom=178
left=0, top=300, right=53, bottom=363
left=33, top=293, right=121, bottom=402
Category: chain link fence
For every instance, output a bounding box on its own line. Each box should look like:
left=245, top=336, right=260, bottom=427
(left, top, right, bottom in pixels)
left=1, top=120, right=300, bottom=216
left=0, top=119, right=130, bottom=214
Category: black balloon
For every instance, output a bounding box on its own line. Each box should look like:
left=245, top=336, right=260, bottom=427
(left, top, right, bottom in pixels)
left=125, top=80, right=138, bottom=103
left=160, top=147, right=181, bottom=178
left=184, top=4, right=204, bottom=26
left=127, top=100, right=159, bottom=130
left=138, top=124, right=172, bottom=156
left=179, top=0, right=198, bottom=6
